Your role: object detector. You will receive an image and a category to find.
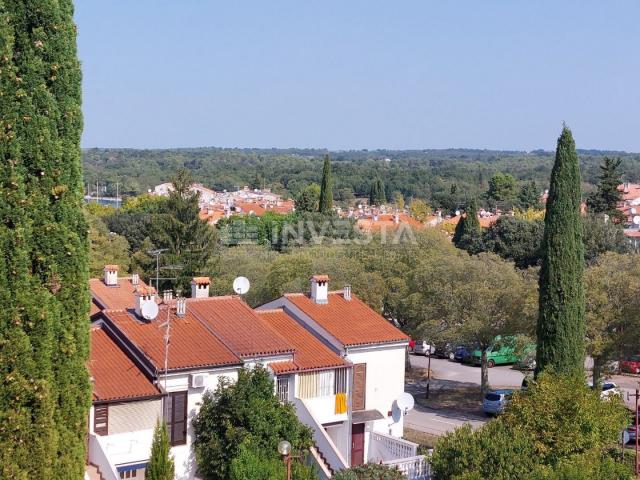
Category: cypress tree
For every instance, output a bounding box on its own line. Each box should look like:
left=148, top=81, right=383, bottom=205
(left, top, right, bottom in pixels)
left=318, top=154, right=333, bottom=213
left=453, top=198, right=482, bottom=252
left=536, top=126, right=585, bottom=376
left=0, top=1, right=90, bottom=478
left=147, top=421, right=175, bottom=480
left=369, top=176, right=386, bottom=206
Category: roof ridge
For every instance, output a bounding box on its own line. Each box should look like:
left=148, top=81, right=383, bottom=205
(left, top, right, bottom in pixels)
left=255, top=308, right=284, bottom=314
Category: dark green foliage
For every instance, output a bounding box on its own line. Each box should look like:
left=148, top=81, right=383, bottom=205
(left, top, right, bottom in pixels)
left=295, top=183, right=320, bottom=213
left=431, top=373, right=630, bottom=480
left=483, top=217, right=544, bottom=268
left=82, top=147, right=640, bottom=214
left=333, top=463, right=405, bottom=480
left=453, top=199, right=483, bottom=252
left=192, top=366, right=313, bottom=480
left=586, top=157, right=625, bottom=222
left=318, top=154, right=333, bottom=213
left=518, top=180, right=541, bottom=209
left=151, top=169, right=218, bottom=293
left=582, top=213, right=631, bottom=264
left=369, top=176, right=386, bottom=206
left=147, top=421, right=175, bottom=480
left=536, top=126, right=586, bottom=376
left=0, top=1, right=90, bottom=478
left=486, top=172, right=518, bottom=206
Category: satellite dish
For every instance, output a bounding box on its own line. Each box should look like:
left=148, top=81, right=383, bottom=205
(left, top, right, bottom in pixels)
left=633, top=216, right=640, bottom=226
left=632, top=208, right=637, bottom=215
left=455, top=210, right=461, bottom=216
left=233, top=276, right=250, bottom=295
left=394, top=392, right=415, bottom=419
left=141, top=301, right=159, bottom=320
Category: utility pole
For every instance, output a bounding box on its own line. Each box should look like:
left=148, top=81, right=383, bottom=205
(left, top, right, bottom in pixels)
left=147, top=248, right=168, bottom=291
left=160, top=303, right=172, bottom=420
left=628, top=388, right=640, bottom=475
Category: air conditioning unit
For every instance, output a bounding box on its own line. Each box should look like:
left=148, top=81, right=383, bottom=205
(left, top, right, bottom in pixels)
left=190, top=373, right=207, bottom=388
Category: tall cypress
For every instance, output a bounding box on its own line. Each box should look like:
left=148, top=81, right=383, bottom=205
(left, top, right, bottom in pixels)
left=536, top=126, right=585, bottom=376
left=369, top=176, right=386, bottom=206
left=0, top=1, right=90, bottom=478
left=318, top=154, right=333, bottom=213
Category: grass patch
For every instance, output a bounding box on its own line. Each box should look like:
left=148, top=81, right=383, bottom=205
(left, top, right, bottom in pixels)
left=404, top=427, right=440, bottom=450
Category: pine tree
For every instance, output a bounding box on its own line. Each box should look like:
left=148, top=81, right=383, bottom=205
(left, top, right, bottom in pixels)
left=453, top=199, right=483, bottom=252
left=147, top=421, right=175, bottom=480
left=318, top=154, right=333, bottom=213
left=518, top=181, right=541, bottom=209
left=586, top=157, right=624, bottom=221
left=0, top=1, right=90, bottom=477
left=536, top=126, right=585, bottom=376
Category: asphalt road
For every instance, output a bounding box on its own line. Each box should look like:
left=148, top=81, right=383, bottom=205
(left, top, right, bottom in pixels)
left=405, top=354, right=640, bottom=436
left=404, top=355, right=525, bottom=436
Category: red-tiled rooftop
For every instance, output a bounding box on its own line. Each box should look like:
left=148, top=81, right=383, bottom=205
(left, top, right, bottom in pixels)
left=90, top=326, right=161, bottom=402
left=104, top=307, right=242, bottom=371
left=285, top=291, right=409, bottom=347
left=188, top=297, right=295, bottom=358
left=90, top=277, right=152, bottom=311
left=257, top=308, right=348, bottom=373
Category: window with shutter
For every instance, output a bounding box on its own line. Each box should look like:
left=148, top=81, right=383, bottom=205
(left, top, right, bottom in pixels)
left=166, top=392, right=187, bottom=446
left=352, top=363, right=366, bottom=411
left=94, top=404, right=109, bottom=435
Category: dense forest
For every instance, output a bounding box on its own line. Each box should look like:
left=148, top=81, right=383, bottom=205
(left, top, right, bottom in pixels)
left=83, top=147, right=640, bottom=212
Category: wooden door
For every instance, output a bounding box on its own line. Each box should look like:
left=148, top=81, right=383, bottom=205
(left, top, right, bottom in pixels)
left=352, top=363, right=366, bottom=411
left=351, top=423, right=365, bottom=465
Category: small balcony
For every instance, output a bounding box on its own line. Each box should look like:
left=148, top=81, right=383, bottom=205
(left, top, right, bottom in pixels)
left=368, top=431, right=430, bottom=480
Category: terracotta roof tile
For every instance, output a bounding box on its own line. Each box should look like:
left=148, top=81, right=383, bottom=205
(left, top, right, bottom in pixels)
left=311, top=274, right=330, bottom=282
left=257, top=309, right=348, bottom=373
left=285, top=291, right=409, bottom=347
left=90, top=326, right=160, bottom=402
left=90, top=277, right=151, bottom=311
left=103, top=265, right=119, bottom=271
left=268, top=360, right=299, bottom=374
left=188, top=297, right=294, bottom=358
left=191, top=277, right=211, bottom=285
left=104, top=307, right=242, bottom=371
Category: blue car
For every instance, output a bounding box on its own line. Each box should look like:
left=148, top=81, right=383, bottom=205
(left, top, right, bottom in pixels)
left=482, top=389, right=514, bottom=416
left=453, top=345, right=472, bottom=363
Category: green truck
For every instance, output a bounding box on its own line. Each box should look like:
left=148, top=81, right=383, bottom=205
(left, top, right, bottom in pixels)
left=471, top=336, right=535, bottom=368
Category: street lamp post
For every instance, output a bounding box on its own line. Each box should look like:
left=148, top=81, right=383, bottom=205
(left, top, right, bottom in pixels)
left=278, top=440, right=292, bottom=480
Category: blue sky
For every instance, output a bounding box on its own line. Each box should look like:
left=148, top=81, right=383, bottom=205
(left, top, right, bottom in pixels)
left=75, top=1, right=640, bottom=151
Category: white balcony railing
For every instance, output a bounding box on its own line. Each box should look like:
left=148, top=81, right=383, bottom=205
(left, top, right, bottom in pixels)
left=369, top=431, right=418, bottom=462
left=383, top=455, right=430, bottom=480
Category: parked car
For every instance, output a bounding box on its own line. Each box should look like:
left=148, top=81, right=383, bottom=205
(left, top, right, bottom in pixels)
left=413, top=341, right=436, bottom=356
left=588, top=381, right=623, bottom=399
left=482, top=389, right=514, bottom=416
left=515, top=345, right=537, bottom=371
left=433, top=343, right=454, bottom=359
left=471, top=336, right=535, bottom=368
left=453, top=344, right=473, bottom=363
left=620, top=355, right=640, bottom=374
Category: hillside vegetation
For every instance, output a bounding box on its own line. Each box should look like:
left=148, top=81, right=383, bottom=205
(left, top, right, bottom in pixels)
left=83, top=148, right=640, bottom=211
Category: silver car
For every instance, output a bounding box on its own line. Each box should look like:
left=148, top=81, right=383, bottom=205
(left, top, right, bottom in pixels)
left=413, top=341, right=436, bottom=356
left=482, top=389, right=513, bottom=416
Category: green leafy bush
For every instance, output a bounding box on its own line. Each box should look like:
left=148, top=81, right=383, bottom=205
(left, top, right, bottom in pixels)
left=431, top=373, right=631, bottom=479
left=333, top=463, right=405, bottom=480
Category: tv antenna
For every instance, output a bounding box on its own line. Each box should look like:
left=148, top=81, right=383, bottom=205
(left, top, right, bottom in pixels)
left=233, top=276, right=250, bottom=295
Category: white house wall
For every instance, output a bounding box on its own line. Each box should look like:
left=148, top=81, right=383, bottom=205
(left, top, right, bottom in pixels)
left=159, top=367, right=239, bottom=480
left=346, top=345, right=406, bottom=438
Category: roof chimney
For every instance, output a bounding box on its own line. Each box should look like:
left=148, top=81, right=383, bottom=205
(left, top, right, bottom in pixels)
left=131, top=273, right=139, bottom=285
left=176, top=297, right=187, bottom=317
left=343, top=285, right=352, bottom=301
left=191, top=277, right=210, bottom=298
left=310, top=275, right=329, bottom=304
left=103, top=265, right=119, bottom=286
left=135, top=286, right=157, bottom=318
left=163, top=290, right=173, bottom=303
